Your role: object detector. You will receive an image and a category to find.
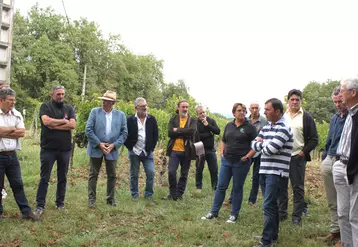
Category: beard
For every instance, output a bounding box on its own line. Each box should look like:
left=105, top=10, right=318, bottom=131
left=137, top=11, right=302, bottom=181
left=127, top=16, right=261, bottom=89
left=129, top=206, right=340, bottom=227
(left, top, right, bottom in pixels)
left=180, top=111, right=188, bottom=117
left=52, top=100, right=64, bottom=108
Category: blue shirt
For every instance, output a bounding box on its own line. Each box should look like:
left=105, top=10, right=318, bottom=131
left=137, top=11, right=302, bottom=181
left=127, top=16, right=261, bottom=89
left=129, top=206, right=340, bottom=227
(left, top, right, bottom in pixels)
left=326, top=112, right=348, bottom=156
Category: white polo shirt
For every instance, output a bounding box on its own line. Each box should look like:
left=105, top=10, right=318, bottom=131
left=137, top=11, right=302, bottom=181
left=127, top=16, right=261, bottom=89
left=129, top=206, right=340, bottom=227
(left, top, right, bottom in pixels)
left=284, top=108, right=304, bottom=156
left=0, top=108, right=24, bottom=151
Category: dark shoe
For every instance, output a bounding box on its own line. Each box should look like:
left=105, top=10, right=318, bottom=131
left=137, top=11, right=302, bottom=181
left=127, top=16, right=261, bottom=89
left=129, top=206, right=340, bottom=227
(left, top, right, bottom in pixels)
left=201, top=212, right=218, bottom=220
left=131, top=195, right=139, bottom=201
left=292, top=219, right=302, bottom=226
left=252, top=242, right=273, bottom=247
left=161, top=195, right=177, bottom=201
left=88, top=201, right=96, bottom=208
left=22, top=211, right=40, bottom=221
left=34, top=207, right=44, bottom=216
left=226, top=215, right=238, bottom=223
left=279, top=215, right=288, bottom=222
left=317, top=232, right=340, bottom=242
left=56, top=205, right=65, bottom=210
left=107, top=201, right=118, bottom=207
left=177, top=195, right=183, bottom=200
left=254, top=236, right=278, bottom=244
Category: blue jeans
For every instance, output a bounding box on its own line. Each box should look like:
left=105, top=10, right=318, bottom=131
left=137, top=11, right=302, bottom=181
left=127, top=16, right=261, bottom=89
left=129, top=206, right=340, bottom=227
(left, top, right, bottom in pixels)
left=195, top=150, right=218, bottom=190
left=168, top=151, right=191, bottom=198
left=211, top=157, right=251, bottom=217
left=261, top=174, right=282, bottom=245
left=129, top=151, right=155, bottom=198
left=0, top=153, right=32, bottom=215
left=36, top=149, right=71, bottom=209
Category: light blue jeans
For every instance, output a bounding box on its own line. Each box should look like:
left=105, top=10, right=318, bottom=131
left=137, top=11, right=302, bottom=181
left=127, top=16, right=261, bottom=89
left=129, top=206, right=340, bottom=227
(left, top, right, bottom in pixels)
left=129, top=151, right=155, bottom=198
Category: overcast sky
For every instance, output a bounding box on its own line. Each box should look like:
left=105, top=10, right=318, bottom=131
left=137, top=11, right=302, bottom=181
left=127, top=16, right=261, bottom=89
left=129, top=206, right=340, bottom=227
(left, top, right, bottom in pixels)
left=16, top=0, right=358, bottom=116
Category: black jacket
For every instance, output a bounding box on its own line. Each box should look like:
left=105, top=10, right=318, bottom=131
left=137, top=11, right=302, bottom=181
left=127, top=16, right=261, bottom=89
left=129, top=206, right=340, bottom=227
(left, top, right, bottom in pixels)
left=197, top=116, right=220, bottom=150
left=302, top=111, right=319, bottom=161
left=124, top=114, right=158, bottom=153
left=166, top=115, right=199, bottom=160
left=347, top=112, right=358, bottom=184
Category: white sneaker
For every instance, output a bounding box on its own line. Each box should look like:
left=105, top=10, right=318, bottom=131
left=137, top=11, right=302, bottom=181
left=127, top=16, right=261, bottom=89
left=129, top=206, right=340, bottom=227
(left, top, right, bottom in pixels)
left=226, top=215, right=237, bottom=223
left=1, top=189, right=7, bottom=199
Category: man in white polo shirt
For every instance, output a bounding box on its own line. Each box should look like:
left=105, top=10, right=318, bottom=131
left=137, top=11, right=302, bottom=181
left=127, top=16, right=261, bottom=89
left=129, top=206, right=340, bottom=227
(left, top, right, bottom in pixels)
left=0, top=88, right=39, bottom=221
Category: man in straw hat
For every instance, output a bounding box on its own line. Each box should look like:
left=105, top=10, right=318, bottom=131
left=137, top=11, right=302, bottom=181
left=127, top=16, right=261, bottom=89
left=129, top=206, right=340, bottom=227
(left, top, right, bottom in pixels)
left=86, top=90, right=128, bottom=207
left=35, top=85, right=76, bottom=215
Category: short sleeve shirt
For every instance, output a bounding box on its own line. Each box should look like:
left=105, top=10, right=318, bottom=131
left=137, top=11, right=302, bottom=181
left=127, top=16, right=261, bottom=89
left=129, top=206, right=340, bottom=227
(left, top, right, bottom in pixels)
left=0, top=108, right=24, bottom=151
left=40, top=101, right=75, bottom=150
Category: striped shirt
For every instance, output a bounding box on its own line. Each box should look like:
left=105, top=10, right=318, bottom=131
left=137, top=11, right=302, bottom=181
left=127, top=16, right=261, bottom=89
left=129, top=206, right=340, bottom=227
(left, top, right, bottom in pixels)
left=336, top=103, right=358, bottom=160
left=251, top=117, right=293, bottom=178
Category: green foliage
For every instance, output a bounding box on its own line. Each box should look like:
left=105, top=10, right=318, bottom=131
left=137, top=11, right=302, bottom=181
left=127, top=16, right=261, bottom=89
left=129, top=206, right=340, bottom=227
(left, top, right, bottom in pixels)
left=302, top=80, right=340, bottom=123
left=316, top=120, right=330, bottom=151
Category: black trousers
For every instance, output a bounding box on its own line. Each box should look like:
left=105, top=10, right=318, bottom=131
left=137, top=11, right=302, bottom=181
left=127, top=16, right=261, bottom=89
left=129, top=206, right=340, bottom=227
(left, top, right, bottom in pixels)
left=278, top=154, right=307, bottom=221
left=36, top=149, right=71, bottom=209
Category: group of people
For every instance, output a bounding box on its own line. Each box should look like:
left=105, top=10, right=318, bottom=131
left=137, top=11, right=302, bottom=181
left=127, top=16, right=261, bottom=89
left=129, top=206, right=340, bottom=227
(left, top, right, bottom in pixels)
left=319, top=78, right=358, bottom=247
left=0, top=77, right=358, bottom=247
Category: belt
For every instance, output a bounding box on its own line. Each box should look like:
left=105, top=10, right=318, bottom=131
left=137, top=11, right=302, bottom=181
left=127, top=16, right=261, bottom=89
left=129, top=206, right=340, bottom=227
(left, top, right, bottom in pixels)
left=341, top=159, right=348, bottom=165
left=0, top=151, right=15, bottom=156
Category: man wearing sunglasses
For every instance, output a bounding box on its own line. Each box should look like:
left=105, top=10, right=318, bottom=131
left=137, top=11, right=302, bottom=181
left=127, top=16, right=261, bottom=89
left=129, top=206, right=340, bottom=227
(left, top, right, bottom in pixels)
left=35, top=85, right=76, bottom=215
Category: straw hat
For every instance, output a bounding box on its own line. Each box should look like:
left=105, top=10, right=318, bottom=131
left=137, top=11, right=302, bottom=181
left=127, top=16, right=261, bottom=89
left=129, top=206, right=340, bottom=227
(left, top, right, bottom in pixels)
left=98, top=90, right=117, bottom=101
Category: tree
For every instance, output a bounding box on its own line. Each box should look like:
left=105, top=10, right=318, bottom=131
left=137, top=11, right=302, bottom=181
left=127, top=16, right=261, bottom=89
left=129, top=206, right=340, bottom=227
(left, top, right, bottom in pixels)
left=302, top=80, right=340, bottom=123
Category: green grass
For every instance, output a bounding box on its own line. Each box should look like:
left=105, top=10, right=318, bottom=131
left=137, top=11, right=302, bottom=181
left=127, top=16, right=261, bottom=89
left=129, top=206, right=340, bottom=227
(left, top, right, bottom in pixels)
left=1, top=139, right=331, bottom=247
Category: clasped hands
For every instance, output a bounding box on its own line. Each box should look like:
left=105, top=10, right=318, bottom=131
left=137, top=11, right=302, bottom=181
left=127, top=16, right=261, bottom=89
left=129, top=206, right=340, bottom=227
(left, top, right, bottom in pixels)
left=99, top=142, right=115, bottom=155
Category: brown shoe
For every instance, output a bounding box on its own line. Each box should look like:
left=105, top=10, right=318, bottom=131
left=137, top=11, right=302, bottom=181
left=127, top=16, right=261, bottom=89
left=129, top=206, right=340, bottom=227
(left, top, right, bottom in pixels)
left=334, top=240, right=342, bottom=247
left=317, top=232, right=340, bottom=242
left=22, top=211, right=40, bottom=221
left=223, top=199, right=231, bottom=206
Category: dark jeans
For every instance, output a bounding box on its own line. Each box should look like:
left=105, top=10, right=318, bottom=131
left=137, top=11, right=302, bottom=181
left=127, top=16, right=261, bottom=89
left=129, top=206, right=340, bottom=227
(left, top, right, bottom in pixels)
left=261, top=174, right=282, bottom=245
left=195, top=150, right=218, bottom=190
left=36, top=149, right=71, bottom=209
left=129, top=151, right=155, bottom=197
left=211, top=157, right=251, bottom=217
left=88, top=156, right=117, bottom=203
left=278, top=154, right=307, bottom=221
left=0, top=152, right=32, bottom=215
left=168, top=151, right=191, bottom=198
left=248, top=155, right=264, bottom=204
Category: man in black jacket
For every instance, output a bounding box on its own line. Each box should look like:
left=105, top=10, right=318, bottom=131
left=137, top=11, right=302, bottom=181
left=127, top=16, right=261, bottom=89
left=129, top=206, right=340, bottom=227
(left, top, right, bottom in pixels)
left=195, top=105, right=220, bottom=191
left=164, top=99, right=198, bottom=200
left=278, top=89, right=318, bottom=226
left=124, top=98, right=158, bottom=201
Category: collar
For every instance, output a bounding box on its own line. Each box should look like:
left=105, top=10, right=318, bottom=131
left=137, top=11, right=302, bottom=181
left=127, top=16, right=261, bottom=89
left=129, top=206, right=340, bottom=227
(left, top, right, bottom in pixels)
left=135, top=113, right=148, bottom=119
left=0, top=108, right=21, bottom=117
left=350, top=103, right=358, bottom=116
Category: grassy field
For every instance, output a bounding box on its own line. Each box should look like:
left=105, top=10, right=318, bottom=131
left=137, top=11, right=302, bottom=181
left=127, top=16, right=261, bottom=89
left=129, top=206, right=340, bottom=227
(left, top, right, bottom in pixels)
left=0, top=138, right=332, bottom=247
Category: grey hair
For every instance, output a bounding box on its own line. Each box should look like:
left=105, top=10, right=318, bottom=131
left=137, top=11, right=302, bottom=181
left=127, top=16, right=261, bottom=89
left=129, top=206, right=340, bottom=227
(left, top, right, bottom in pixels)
left=249, top=101, right=260, bottom=110
left=51, top=85, right=65, bottom=93
left=195, top=105, right=206, bottom=111
left=331, top=86, right=341, bottom=98
left=134, top=97, right=146, bottom=106
left=0, top=88, right=16, bottom=100
left=341, top=77, right=358, bottom=90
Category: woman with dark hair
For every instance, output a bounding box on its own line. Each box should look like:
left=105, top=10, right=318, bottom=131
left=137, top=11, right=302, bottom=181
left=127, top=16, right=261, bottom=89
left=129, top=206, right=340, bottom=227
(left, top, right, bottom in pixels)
left=201, top=103, right=257, bottom=223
